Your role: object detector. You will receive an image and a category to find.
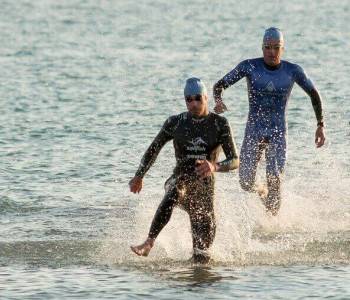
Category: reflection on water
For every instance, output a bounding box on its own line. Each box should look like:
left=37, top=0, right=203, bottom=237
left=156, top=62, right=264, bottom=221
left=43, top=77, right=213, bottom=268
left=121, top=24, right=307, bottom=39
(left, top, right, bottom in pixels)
left=162, top=266, right=226, bottom=286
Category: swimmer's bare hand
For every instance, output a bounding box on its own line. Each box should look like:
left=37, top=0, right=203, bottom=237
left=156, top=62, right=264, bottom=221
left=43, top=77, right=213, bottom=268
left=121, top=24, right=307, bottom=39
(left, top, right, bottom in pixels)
left=129, top=176, right=143, bottom=193
left=195, top=160, right=216, bottom=179
left=214, top=101, right=227, bottom=114
left=315, top=126, right=325, bottom=148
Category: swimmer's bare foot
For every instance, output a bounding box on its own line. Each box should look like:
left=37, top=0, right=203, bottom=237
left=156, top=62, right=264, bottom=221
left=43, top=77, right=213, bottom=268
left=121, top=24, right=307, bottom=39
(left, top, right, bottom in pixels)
left=130, top=238, right=155, bottom=256
left=256, top=184, right=268, bottom=203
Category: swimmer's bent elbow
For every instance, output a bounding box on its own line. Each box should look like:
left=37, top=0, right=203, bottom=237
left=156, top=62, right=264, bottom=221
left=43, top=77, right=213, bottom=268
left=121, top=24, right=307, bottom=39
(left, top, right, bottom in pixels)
left=217, top=158, right=239, bottom=172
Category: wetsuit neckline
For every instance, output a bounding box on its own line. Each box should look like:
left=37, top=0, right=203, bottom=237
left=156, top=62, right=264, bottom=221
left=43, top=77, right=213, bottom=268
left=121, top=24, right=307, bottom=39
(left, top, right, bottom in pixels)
left=263, top=61, right=282, bottom=71
left=188, top=111, right=211, bottom=122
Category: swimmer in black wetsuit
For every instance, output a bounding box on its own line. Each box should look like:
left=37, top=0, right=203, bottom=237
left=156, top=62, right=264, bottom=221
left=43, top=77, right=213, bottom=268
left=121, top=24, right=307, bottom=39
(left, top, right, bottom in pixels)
left=129, top=78, right=239, bottom=263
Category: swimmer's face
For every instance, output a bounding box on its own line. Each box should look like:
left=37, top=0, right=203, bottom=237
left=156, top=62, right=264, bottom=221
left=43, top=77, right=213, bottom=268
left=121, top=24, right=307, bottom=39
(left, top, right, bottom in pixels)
left=262, top=39, right=284, bottom=66
left=185, top=94, right=209, bottom=117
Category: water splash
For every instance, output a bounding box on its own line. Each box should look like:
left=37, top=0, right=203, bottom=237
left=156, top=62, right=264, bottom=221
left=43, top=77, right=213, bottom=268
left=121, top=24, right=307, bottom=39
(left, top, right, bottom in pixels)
left=99, top=156, right=350, bottom=267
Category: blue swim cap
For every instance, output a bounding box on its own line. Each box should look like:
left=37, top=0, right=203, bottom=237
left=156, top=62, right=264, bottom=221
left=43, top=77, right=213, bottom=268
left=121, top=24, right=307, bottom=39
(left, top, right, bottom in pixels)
left=263, top=27, right=284, bottom=44
left=184, top=77, right=207, bottom=97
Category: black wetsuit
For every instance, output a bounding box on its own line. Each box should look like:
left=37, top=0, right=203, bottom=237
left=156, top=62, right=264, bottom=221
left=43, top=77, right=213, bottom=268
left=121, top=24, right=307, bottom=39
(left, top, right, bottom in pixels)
left=135, top=111, right=238, bottom=261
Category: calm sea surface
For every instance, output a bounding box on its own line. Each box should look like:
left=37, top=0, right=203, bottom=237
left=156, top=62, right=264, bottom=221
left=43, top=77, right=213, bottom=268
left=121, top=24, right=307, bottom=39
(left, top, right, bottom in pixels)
left=0, top=0, right=349, bottom=299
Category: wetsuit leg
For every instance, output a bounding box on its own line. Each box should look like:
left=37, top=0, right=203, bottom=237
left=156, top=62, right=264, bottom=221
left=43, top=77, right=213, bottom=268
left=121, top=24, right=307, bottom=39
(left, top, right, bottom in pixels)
left=239, top=136, right=265, bottom=192
left=265, top=137, right=286, bottom=214
left=148, top=175, right=184, bottom=239
left=186, top=177, right=216, bottom=263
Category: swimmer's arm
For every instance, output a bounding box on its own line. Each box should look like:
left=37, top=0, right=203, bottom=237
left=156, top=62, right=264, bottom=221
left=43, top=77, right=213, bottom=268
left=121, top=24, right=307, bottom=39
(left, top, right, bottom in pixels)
left=130, top=130, right=172, bottom=193
left=213, top=61, right=248, bottom=113
left=130, top=117, right=176, bottom=193
left=215, top=157, right=239, bottom=172
left=195, top=157, right=238, bottom=179
left=195, top=120, right=239, bottom=178
left=307, top=88, right=324, bottom=124
left=213, top=79, right=229, bottom=103
left=134, top=129, right=172, bottom=179
left=216, top=120, right=239, bottom=172
left=294, top=65, right=326, bottom=147
left=294, top=65, right=324, bottom=124
left=307, top=88, right=326, bottom=147
left=213, top=79, right=229, bottom=114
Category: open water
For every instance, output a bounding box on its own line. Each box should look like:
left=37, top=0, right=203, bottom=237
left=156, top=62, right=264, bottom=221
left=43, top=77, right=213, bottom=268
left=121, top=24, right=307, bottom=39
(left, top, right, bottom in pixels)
left=0, top=0, right=349, bottom=299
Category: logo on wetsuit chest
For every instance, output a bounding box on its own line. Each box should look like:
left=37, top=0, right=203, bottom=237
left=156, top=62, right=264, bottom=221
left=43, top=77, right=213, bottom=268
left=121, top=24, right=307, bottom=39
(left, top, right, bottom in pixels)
left=265, top=81, right=276, bottom=92
left=186, top=137, right=208, bottom=151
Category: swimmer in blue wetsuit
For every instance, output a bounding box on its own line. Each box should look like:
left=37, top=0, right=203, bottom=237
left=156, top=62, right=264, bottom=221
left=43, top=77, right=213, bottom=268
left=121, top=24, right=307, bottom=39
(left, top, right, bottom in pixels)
left=213, top=27, right=326, bottom=215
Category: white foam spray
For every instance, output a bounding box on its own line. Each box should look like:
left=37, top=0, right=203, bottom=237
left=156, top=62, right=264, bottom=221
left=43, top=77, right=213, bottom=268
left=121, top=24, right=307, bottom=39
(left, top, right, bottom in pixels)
left=99, top=146, right=350, bottom=266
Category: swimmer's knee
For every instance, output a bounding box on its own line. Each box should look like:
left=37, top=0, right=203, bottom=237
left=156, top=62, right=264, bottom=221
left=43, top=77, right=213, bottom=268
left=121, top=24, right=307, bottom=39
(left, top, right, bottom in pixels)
left=239, top=178, right=255, bottom=192
left=266, top=174, right=281, bottom=190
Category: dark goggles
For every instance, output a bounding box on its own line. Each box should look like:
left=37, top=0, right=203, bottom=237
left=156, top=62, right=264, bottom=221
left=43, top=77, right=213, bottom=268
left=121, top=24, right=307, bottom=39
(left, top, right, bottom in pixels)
left=185, top=94, right=203, bottom=103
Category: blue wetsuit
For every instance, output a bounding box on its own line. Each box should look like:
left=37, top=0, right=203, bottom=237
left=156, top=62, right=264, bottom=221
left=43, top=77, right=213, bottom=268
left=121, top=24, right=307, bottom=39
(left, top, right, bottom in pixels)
left=220, top=57, right=316, bottom=186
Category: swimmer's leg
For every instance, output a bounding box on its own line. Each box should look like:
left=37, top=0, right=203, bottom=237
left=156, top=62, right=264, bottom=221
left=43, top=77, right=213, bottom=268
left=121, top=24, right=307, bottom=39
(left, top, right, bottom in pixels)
left=131, top=176, right=182, bottom=257
left=239, top=136, right=266, bottom=198
left=265, top=138, right=286, bottom=215
left=265, top=174, right=281, bottom=215
left=188, top=179, right=216, bottom=264
left=190, top=212, right=216, bottom=264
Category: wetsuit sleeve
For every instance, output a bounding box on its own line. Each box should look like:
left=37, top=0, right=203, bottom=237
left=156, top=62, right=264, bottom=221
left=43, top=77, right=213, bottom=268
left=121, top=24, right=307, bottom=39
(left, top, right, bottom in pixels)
left=217, top=118, right=239, bottom=171
left=213, top=60, right=252, bottom=101
left=135, top=117, right=175, bottom=178
left=220, top=60, right=251, bottom=88
left=294, top=65, right=324, bottom=122
left=294, top=64, right=316, bottom=94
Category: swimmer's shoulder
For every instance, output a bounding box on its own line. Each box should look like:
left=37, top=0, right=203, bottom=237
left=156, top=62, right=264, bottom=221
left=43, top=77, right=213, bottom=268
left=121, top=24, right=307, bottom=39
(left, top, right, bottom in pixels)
left=209, top=112, right=230, bottom=127
left=166, top=112, right=188, bottom=123
left=281, top=60, right=305, bottom=74
left=247, top=57, right=263, bottom=65
left=236, top=57, right=263, bottom=73
left=163, top=112, right=189, bottom=131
